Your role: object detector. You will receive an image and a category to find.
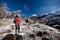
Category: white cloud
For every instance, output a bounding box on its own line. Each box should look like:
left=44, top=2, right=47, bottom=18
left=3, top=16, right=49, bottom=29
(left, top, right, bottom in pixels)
left=17, top=10, right=22, bottom=13
left=51, top=8, right=60, bottom=13
left=51, top=11, right=56, bottom=13
left=4, top=3, right=10, bottom=10
left=24, top=3, right=29, bottom=11
left=13, top=10, right=22, bottom=13
left=0, top=2, right=10, bottom=11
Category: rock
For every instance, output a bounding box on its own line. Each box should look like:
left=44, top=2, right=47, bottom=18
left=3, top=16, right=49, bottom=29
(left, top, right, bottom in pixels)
left=42, top=37, right=49, bottom=40
left=29, top=33, right=35, bottom=38
left=36, top=31, right=43, bottom=37
left=2, top=34, right=14, bottom=40
left=43, top=31, right=49, bottom=35
left=2, top=34, right=24, bottom=40
left=16, top=34, right=23, bottom=40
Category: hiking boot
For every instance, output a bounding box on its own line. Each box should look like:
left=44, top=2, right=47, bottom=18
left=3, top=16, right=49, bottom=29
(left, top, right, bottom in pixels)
left=18, top=30, right=20, bottom=33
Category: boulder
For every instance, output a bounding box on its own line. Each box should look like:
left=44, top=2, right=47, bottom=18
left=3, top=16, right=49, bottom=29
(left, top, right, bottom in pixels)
left=36, top=31, right=43, bottom=37
left=2, top=34, right=24, bottom=40
left=2, top=34, right=14, bottom=40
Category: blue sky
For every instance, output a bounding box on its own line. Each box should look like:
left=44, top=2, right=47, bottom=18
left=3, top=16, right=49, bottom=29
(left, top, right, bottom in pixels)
left=0, top=0, right=60, bottom=17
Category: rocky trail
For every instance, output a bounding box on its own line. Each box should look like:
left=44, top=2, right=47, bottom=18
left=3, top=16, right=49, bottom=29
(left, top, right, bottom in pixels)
left=0, top=19, right=60, bottom=40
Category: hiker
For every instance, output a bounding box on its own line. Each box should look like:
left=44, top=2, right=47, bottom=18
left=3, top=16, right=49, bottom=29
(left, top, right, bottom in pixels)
left=14, top=15, right=21, bottom=33
left=25, top=18, right=29, bottom=23
left=25, top=18, right=31, bottom=24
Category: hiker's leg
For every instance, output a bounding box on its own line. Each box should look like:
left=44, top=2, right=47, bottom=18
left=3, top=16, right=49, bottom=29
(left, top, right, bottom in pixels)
left=15, top=24, right=18, bottom=34
left=18, top=24, right=20, bottom=33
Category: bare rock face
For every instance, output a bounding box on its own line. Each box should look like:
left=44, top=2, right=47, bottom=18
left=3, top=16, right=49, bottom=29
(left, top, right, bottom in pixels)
left=2, top=34, right=14, bottom=40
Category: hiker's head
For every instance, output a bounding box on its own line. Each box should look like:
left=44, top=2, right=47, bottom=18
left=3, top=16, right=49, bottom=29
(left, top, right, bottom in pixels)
left=16, top=14, right=20, bottom=17
left=15, top=15, right=18, bottom=17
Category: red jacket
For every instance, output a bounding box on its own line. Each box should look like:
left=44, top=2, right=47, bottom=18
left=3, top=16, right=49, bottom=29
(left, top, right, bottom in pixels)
left=14, top=16, right=21, bottom=24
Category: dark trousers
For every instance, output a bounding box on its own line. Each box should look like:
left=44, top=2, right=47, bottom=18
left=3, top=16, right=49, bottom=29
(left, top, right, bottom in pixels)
left=15, top=24, right=20, bottom=34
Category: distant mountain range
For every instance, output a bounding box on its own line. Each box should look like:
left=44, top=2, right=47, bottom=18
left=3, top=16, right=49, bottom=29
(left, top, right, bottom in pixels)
left=30, top=10, right=60, bottom=29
